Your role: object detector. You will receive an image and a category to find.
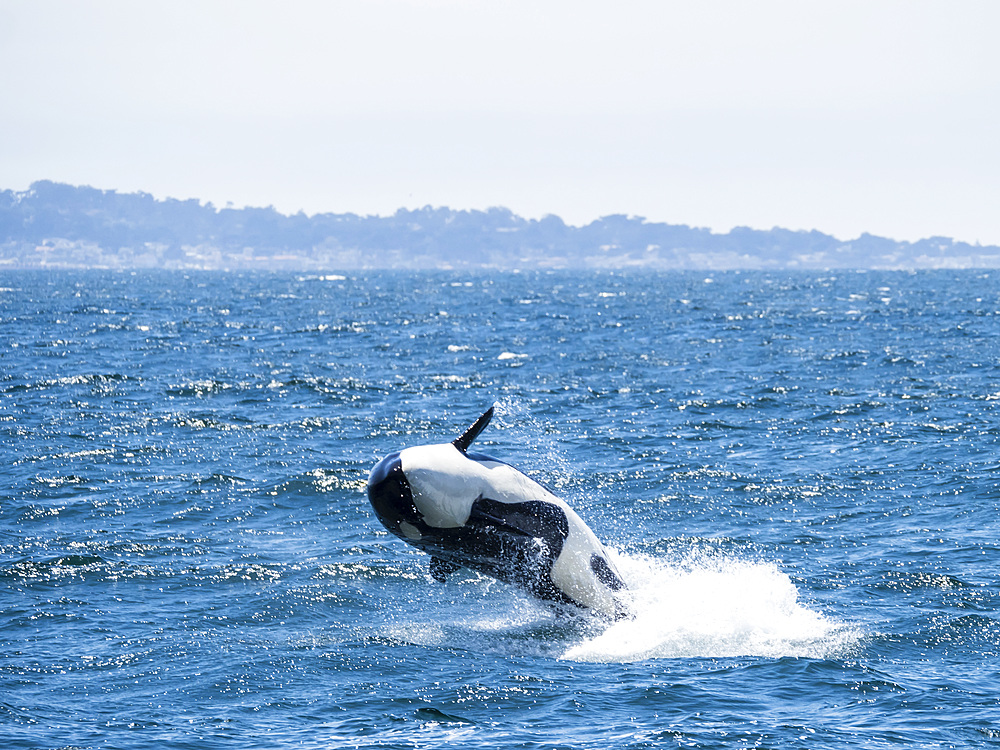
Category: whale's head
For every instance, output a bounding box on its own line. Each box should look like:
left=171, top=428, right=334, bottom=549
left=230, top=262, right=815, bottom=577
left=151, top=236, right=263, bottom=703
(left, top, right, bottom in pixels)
left=368, top=408, right=495, bottom=541
left=367, top=451, right=423, bottom=540
left=367, top=444, right=484, bottom=541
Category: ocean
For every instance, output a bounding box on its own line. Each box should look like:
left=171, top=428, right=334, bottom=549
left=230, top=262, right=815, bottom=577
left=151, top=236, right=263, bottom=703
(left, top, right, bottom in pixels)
left=2, top=269, right=999, bottom=748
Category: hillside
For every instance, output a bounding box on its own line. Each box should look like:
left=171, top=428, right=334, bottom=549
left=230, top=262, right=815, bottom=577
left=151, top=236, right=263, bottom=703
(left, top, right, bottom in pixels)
left=1, top=181, right=996, bottom=270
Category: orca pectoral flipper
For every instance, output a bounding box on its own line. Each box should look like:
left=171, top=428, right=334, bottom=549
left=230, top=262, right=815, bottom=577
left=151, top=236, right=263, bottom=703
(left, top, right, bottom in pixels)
left=429, top=556, right=461, bottom=583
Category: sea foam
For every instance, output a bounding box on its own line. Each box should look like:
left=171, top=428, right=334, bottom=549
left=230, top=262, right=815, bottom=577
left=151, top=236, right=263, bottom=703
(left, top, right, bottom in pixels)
left=562, top=550, right=860, bottom=662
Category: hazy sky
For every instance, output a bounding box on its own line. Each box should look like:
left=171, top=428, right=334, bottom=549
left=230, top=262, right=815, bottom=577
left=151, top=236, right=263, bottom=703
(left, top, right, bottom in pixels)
left=2, top=0, right=998, bottom=243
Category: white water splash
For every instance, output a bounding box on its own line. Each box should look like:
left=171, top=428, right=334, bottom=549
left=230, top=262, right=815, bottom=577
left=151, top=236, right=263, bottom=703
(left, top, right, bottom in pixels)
left=562, top=550, right=860, bottom=662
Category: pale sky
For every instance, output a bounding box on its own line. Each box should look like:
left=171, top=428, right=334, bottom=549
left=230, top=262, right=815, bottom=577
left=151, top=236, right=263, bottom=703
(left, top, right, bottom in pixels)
left=2, top=0, right=998, bottom=244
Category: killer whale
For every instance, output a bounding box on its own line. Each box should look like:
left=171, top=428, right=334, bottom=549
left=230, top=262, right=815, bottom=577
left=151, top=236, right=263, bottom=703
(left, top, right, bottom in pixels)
left=367, top=407, right=630, bottom=619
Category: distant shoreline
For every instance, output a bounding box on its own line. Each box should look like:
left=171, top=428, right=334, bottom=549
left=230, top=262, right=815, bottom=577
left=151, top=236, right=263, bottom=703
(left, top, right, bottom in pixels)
left=3, top=181, right=998, bottom=271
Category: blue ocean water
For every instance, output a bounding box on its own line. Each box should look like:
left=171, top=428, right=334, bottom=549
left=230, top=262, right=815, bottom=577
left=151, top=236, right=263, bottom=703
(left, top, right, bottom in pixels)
left=2, top=269, right=1000, bottom=749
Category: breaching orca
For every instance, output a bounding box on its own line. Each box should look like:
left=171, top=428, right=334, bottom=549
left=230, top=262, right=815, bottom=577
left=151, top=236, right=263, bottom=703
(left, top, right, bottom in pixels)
left=367, top=407, right=630, bottom=619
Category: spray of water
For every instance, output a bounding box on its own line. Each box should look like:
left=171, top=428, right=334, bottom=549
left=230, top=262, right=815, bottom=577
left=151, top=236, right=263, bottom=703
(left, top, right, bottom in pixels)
left=561, top=549, right=860, bottom=662
left=490, top=397, right=578, bottom=492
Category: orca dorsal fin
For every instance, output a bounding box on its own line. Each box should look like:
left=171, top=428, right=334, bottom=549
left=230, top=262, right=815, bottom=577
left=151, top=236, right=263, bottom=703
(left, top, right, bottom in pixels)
left=452, top=406, right=494, bottom=453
